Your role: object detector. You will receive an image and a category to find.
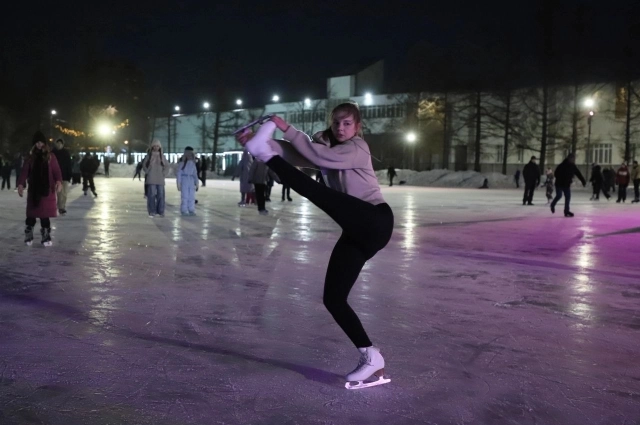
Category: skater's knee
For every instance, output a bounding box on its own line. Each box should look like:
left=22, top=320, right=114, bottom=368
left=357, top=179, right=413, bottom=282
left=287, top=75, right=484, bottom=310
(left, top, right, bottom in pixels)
left=323, top=292, right=348, bottom=314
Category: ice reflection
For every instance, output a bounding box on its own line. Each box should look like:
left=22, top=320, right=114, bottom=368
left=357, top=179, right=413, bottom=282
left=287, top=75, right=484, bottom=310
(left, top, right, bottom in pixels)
left=570, top=274, right=594, bottom=322
left=402, top=194, right=416, bottom=251
left=295, top=201, right=313, bottom=241
left=575, top=241, right=593, bottom=270
left=88, top=294, right=121, bottom=326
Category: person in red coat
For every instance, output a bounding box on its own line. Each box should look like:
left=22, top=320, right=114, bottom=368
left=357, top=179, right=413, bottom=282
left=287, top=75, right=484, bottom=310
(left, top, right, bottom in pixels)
left=616, top=162, right=630, bottom=203
left=17, top=131, right=62, bottom=246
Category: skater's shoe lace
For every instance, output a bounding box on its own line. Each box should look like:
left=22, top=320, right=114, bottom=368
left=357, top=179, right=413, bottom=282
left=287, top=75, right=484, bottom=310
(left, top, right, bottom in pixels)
left=346, top=346, right=385, bottom=382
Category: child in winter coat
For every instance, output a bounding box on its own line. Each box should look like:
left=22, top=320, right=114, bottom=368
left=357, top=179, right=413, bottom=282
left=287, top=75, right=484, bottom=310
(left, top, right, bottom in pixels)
left=17, top=131, right=62, bottom=246
left=544, top=168, right=554, bottom=203
left=177, top=146, right=199, bottom=216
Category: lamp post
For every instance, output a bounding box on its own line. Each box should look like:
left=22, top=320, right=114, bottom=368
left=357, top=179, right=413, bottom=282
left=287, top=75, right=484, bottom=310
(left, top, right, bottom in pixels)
left=50, top=110, right=57, bottom=140
left=586, top=110, right=594, bottom=180
left=272, top=95, right=280, bottom=102
left=406, top=132, right=417, bottom=170
left=202, top=102, right=210, bottom=152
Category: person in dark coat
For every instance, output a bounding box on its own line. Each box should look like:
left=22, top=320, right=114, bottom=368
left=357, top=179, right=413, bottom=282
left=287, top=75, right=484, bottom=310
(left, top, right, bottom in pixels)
left=607, top=166, right=616, bottom=193
left=550, top=153, right=586, bottom=217
left=52, top=139, right=73, bottom=214
left=387, top=165, right=397, bottom=187
left=522, top=156, right=541, bottom=205
left=13, top=153, right=23, bottom=190
left=589, top=163, right=609, bottom=201
left=0, top=154, right=12, bottom=189
left=199, top=155, right=207, bottom=187
left=103, top=155, right=110, bottom=177
left=17, top=131, right=62, bottom=246
left=133, top=161, right=143, bottom=180
left=80, top=153, right=99, bottom=197
left=615, top=162, right=630, bottom=203
left=514, top=169, right=521, bottom=188
left=71, top=155, right=82, bottom=185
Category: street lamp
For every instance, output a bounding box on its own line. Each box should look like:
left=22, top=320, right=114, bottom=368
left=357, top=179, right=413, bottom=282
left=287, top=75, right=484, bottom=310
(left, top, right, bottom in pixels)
left=272, top=95, right=280, bottom=102
left=584, top=98, right=595, bottom=108
left=586, top=110, right=594, bottom=179
left=203, top=102, right=210, bottom=110
left=174, top=105, right=180, bottom=113
left=236, top=99, right=243, bottom=106
left=304, top=98, right=311, bottom=108
left=50, top=110, right=57, bottom=140
left=364, top=92, right=373, bottom=106
left=406, top=132, right=417, bottom=170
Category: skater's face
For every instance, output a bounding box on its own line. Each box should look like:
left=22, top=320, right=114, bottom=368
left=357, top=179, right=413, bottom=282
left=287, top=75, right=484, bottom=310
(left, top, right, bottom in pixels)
left=331, top=114, right=359, bottom=142
left=152, top=145, right=160, bottom=152
left=56, top=141, right=63, bottom=150
left=34, top=141, right=44, bottom=150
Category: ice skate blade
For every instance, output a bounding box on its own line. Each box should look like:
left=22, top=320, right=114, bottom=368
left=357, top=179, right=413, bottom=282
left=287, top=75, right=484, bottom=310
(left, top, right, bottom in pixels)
left=345, top=376, right=390, bottom=390
left=25, top=241, right=33, bottom=246
left=232, top=114, right=275, bottom=135
left=42, top=241, right=53, bottom=247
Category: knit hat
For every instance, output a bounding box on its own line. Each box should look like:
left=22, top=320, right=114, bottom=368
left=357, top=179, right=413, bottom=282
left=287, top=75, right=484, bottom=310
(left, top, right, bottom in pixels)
left=151, top=139, right=162, bottom=148
left=32, top=131, right=47, bottom=146
left=56, top=138, right=64, bottom=145
left=184, top=146, right=194, bottom=152
left=183, top=146, right=195, bottom=161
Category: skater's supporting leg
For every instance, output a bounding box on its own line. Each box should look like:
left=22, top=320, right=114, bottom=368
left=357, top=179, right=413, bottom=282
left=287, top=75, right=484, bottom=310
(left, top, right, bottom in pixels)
left=562, top=187, right=571, bottom=213
left=187, top=185, right=196, bottom=213
left=550, top=187, right=564, bottom=212
left=323, top=235, right=372, bottom=348
left=147, top=185, right=157, bottom=214
left=155, top=185, right=165, bottom=215
left=255, top=183, right=267, bottom=211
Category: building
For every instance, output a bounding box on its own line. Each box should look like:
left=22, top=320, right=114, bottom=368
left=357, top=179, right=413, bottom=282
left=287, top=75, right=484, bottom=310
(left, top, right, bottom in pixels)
left=146, top=60, right=640, bottom=177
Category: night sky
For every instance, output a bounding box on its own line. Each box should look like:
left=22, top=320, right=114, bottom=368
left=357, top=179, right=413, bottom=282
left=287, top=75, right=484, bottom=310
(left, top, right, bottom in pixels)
left=0, top=0, right=637, bottom=112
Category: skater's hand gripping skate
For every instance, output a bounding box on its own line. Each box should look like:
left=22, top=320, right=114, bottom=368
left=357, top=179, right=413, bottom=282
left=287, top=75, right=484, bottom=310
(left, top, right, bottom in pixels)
left=269, top=115, right=290, bottom=132
left=17, top=185, right=24, bottom=197
left=235, top=129, right=252, bottom=147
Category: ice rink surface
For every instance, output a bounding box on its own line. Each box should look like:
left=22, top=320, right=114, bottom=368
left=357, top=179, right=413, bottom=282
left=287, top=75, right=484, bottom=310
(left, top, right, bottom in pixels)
left=0, top=178, right=638, bottom=425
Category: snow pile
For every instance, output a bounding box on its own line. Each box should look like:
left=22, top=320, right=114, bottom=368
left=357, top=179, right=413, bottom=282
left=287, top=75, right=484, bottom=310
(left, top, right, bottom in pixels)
left=376, top=169, right=514, bottom=188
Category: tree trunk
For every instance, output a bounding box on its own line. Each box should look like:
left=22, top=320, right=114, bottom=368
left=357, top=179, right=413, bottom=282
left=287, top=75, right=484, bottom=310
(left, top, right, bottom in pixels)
left=474, top=91, right=482, bottom=172
left=571, top=84, right=578, bottom=153
left=442, top=91, right=449, bottom=169
left=540, top=85, right=549, bottom=171
left=625, top=80, right=631, bottom=162
left=212, top=111, right=221, bottom=174
left=502, top=89, right=511, bottom=175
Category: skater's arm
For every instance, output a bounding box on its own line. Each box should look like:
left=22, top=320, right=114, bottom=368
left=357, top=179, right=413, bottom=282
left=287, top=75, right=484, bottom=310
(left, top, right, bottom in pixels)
left=267, top=139, right=317, bottom=169
left=282, top=126, right=370, bottom=170
left=50, top=155, right=63, bottom=192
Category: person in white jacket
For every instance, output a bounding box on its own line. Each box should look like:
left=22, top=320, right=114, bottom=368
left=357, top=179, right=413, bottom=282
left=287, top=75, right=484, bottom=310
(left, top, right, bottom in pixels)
left=236, top=102, right=394, bottom=389
left=176, top=146, right=199, bottom=216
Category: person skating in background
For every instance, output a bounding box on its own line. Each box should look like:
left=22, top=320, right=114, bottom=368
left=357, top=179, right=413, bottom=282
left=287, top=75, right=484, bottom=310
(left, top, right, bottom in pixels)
left=71, top=155, right=81, bottom=185
left=233, top=148, right=254, bottom=207
left=249, top=157, right=279, bottom=216
left=80, top=153, right=99, bottom=197
left=13, top=153, right=23, bottom=191
left=17, top=131, right=62, bottom=246
left=143, top=139, right=167, bottom=217
left=177, top=146, right=199, bottom=216
left=615, top=161, right=630, bottom=203
left=589, top=162, right=610, bottom=201
left=1, top=154, right=12, bottom=190
left=387, top=165, right=397, bottom=187
left=265, top=171, right=274, bottom=202
left=607, top=166, right=617, bottom=194
left=52, top=139, right=73, bottom=215
left=522, top=156, right=540, bottom=206
left=544, top=168, right=554, bottom=203
left=103, top=155, right=110, bottom=177
left=550, top=153, right=586, bottom=217
left=199, top=155, right=207, bottom=187
left=514, top=169, right=521, bottom=188
left=133, top=161, right=143, bottom=181
left=631, top=160, right=640, bottom=203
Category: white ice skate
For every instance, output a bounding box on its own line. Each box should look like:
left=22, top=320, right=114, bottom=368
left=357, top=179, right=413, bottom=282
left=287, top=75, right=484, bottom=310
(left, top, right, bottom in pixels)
left=244, top=121, right=277, bottom=162
left=232, top=114, right=275, bottom=136
left=344, top=346, right=390, bottom=390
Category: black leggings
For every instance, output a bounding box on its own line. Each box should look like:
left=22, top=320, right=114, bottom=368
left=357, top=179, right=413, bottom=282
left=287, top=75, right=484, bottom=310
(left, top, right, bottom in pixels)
left=266, top=156, right=394, bottom=348
left=26, top=217, right=51, bottom=228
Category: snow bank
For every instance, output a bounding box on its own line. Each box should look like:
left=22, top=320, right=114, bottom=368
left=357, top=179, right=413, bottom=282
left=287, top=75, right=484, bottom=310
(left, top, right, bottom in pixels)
left=376, top=168, right=514, bottom=188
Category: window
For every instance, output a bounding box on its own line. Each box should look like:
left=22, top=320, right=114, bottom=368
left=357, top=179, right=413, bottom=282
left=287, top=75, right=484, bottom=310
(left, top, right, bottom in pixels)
left=517, top=146, right=524, bottom=162
left=590, top=144, right=612, bottom=164
left=496, top=145, right=503, bottom=163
